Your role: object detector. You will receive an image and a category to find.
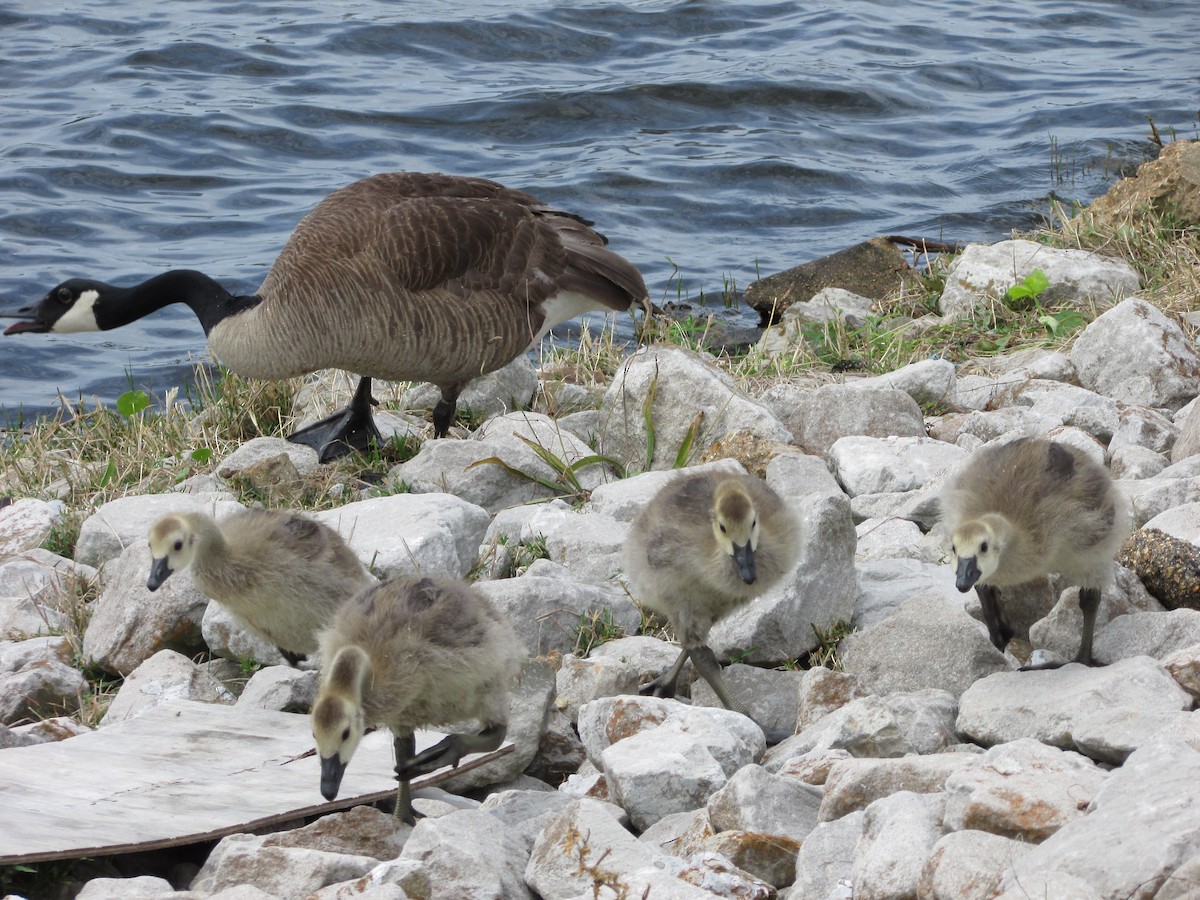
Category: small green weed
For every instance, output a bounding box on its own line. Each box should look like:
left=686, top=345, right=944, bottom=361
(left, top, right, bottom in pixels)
left=1005, top=268, right=1050, bottom=310
left=573, top=607, right=625, bottom=656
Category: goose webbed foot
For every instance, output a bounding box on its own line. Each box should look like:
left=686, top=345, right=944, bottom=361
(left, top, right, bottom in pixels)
left=431, top=396, right=457, bottom=438
left=396, top=723, right=507, bottom=780
left=288, top=377, right=382, bottom=462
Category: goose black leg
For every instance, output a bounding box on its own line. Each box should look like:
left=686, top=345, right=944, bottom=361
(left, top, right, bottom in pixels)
left=975, top=584, right=1014, bottom=652
left=287, top=376, right=382, bottom=462
left=431, top=386, right=461, bottom=438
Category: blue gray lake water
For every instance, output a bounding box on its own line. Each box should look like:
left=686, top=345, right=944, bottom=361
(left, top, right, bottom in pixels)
left=1, top=0, right=1197, bottom=422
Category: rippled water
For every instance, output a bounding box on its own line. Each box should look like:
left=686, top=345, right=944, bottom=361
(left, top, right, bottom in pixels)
left=1, top=0, right=1196, bottom=420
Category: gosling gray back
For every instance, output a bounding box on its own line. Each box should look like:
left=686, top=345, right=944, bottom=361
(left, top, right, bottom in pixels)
left=317, top=573, right=525, bottom=732
left=623, top=469, right=800, bottom=647
left=940, top=437, right=1128, bottom=588
left=150, top=508, right=373, bottom=658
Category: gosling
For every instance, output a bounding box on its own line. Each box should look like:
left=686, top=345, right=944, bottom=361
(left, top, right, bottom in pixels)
left=311, top=573, right=525, bottom=824
left=622, top=469, right=800, bottom=722
left=146, top=509, right=373, bottom=665
left=941, top=436, right=1129, bottom=668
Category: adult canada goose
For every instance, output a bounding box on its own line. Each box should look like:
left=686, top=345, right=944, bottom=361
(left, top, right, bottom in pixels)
left=623, top=469, right=800, bottom=728
left=941, top=436, right=1129, bottom=668
left=311, top=573, right=524, bottom=824
left=2, top=172, right=649, bottom=460
left=146, top=508, right=373, bottom=665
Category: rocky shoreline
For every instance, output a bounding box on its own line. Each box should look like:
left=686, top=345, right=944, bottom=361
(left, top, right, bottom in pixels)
left=3, top=142, right=1200, bottom=899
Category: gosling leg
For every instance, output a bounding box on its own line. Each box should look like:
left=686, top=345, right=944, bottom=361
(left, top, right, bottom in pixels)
left=689, top=644, right=792, bottom=745
left=287, top=376, right=383, bottom=463
left=1074, top=586, right=1101, bottom=666
left=1020, top=587, right=1103, bottom=671
left=391, top=730, right=418, bottom=825
left=397, top=722, right=507, bottom=780
left=641, top=647, right=691, bottom=699
left=975, top=584, right=1014, bottom=652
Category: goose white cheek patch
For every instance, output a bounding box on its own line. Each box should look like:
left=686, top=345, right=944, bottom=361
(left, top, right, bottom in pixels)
left=53, top=289, right=101, bottom=333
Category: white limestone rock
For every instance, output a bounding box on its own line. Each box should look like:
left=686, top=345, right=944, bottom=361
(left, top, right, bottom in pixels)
left=476, top=576, right=637, bottom=657
left=74, top=492, right=241, bottom=569
left=789, top=810, right=863, bottom=900
left=1108, top=445, right=1168, bottom=480
left=774, top=383, right=925, bottom=458
left=851, top=791, right=946, bottom=900
left=1005, top=737, right=1200, bottom=900
left=1109, top=406, right=1178, bottom=456
left=389, top=809, right=532, bottom=899
left=764, top=690, right=959, bottom=772
left=525, top=798, right=657, bottom=899
left=1071, top=707, right=1200, bottom=765
left=848, top=358, right=958, bottom=409
left=855, top=516, right=928, bottom=562
left=956, top=655, right=1192, bottom=754
left=818, top=752, right=979, bottom=822
left=942, top=738, right=1107, bottom=841
left=841, top=593, right=1013, bottom=699
left=938, top=239, right=1139, bottom=319
left=311, top=492, right=488, bottom=580
left=1071, top=297, right=1200, bottom=411
left=599, top=346, right=792, bottom=471
left=918, top=829, right=1033, bottom=900
left=385, top=437, right=565, bottom=514
left=190, top=832, right=377, bottom=900
left=690, top=663, right=804, bottom=736
left=0, top=498, right=65, bottom=560
left=852, top=559, right=964, bottom=630
left=555, top=653, right=641, bottom=725
left=0, top=635, right=88, bottom=725
left=104, top=649, right=235, bottom=724
left=706, top=763, right=823, bottom=841
left=236, top=665, right=317, bottom=713
left=544, top=510, right=629, bottom=585
left=214, top=436, right=322, bottom=478
left=201, top=599, right=287, bottom=666
left=0, top=549, right=93, bottom=640
left=1094, top=609, right=1200, bottom=664
left=829, top=435, right=966, bottom=498
left=1142, top=500, right=1200, bottom=542
left=82, top=541, right=209, bottom=676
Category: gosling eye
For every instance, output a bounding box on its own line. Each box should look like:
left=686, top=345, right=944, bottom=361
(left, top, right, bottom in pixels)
left=719, top=523, right=727, bottom=534
left=980, top=541, right=989, bottom=553
left=173, top=539, right=183, bottom=552
left=342, top=727, right=350, bottom=742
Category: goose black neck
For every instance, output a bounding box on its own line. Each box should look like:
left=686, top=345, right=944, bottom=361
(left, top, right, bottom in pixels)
left=116, top=270, right=262, bottom=336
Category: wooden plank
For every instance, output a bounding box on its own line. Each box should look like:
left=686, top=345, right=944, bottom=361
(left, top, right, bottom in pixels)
left=0, top=699, right=512, bottom=864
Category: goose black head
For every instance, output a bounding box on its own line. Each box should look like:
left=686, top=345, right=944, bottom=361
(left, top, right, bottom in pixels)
left=3, top=279, right=113, bottom=335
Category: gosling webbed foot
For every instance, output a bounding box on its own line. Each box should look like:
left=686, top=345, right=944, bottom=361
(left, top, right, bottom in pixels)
left=277, top=647, right=304, bottom=667
left=396, top=723, right=507, bottom=780
left=639, top=671, right=679, bottom=699
left=287, top=377, right=382, bottom=462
